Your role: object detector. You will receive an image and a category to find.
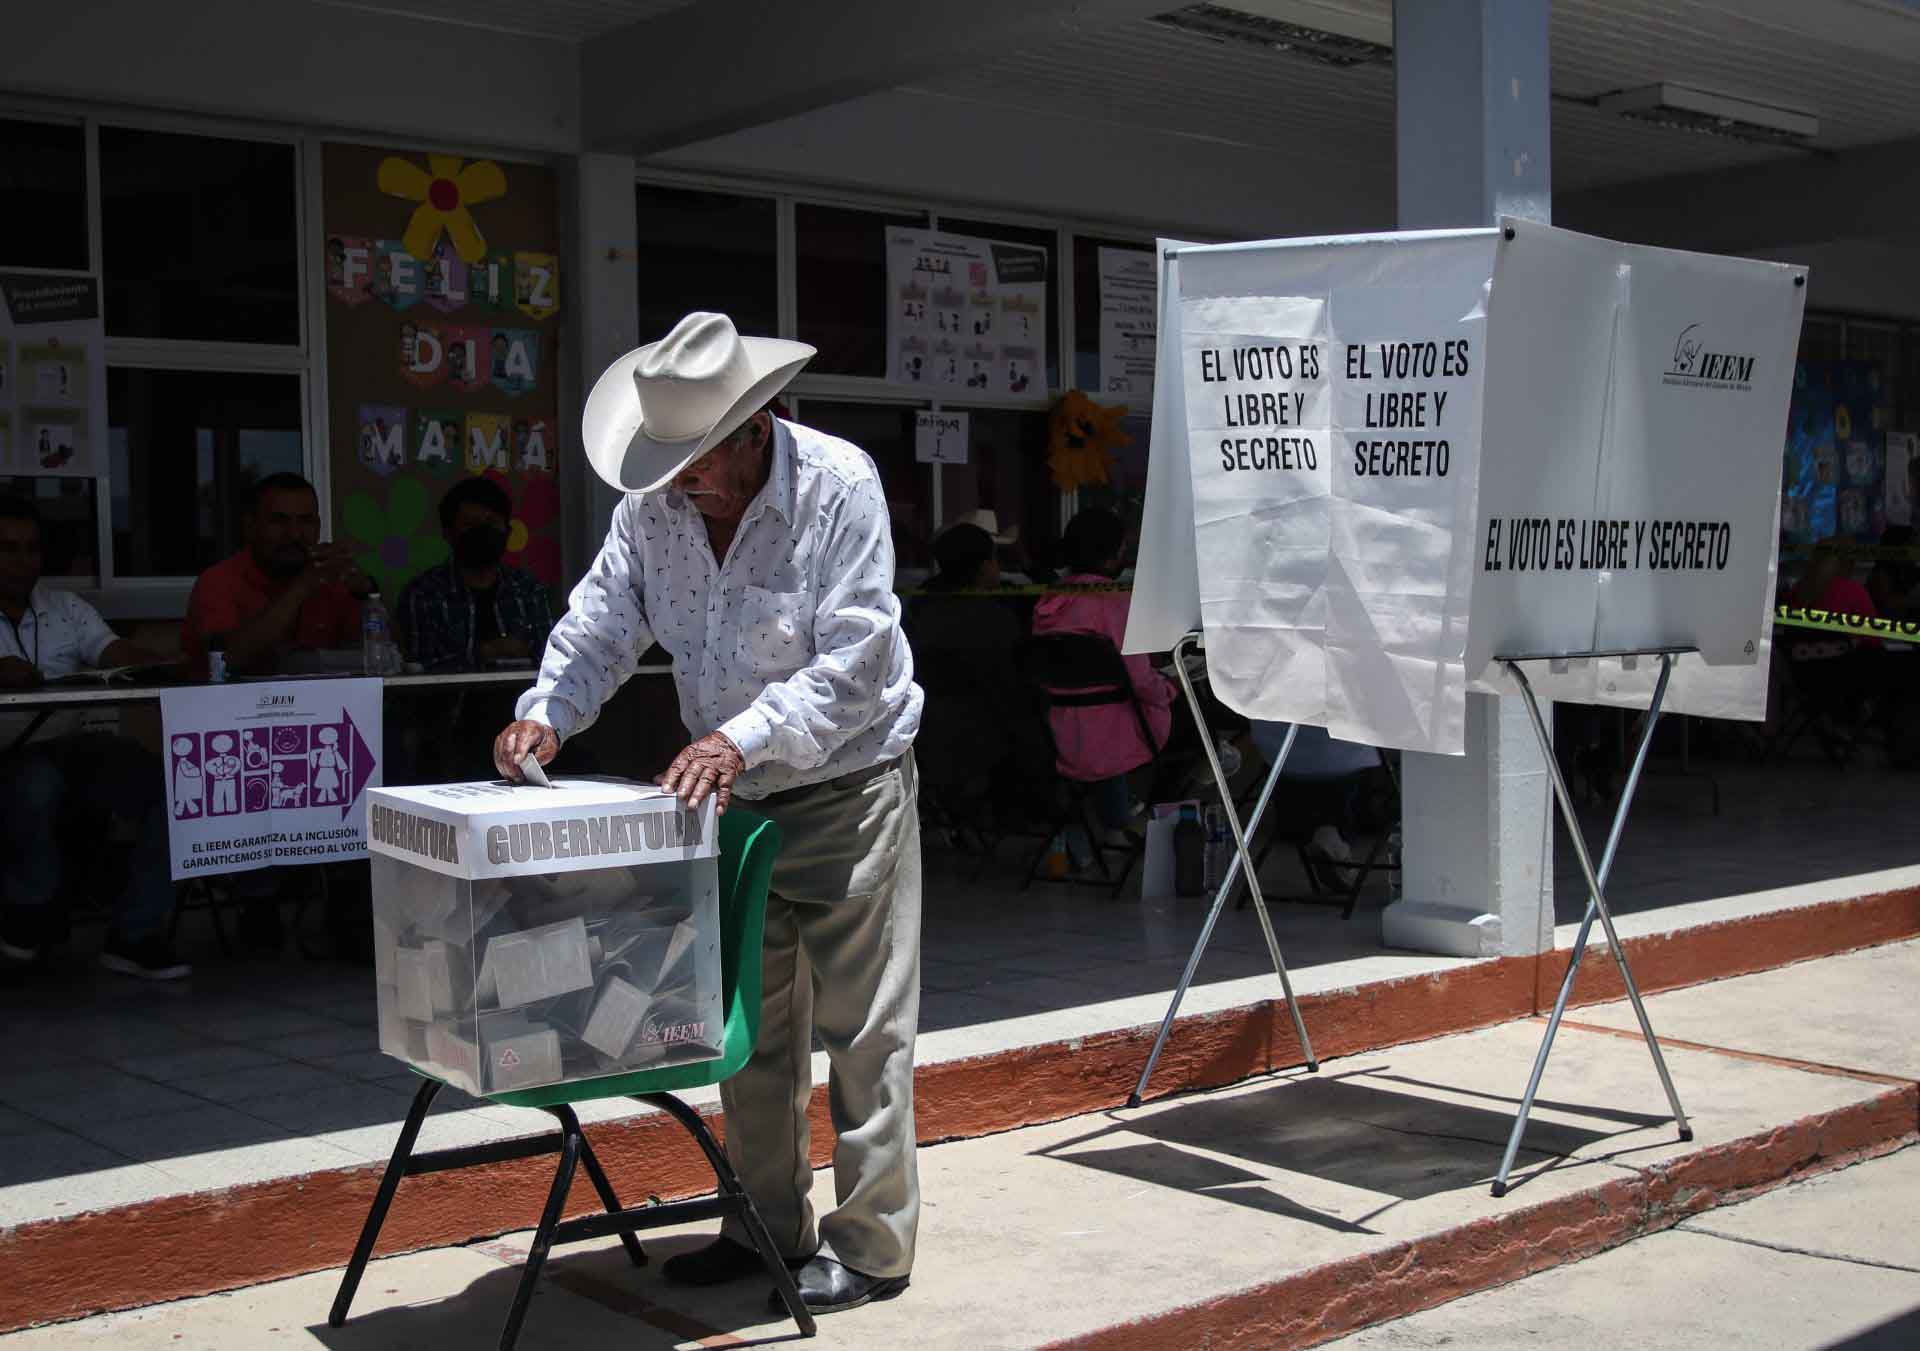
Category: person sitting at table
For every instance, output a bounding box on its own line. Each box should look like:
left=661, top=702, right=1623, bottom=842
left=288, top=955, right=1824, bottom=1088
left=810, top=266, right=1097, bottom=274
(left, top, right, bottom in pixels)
left=0, top=495, right=187, bottom=980
left=394, top=477, right=554, bottom=671
left=1031, top=507, right=1176, bottom=843
left=907, top=521, right=1046, bottom=833
left=181, top=472, right=369, bottom=680
left=181, top=473, right=370, bottom=953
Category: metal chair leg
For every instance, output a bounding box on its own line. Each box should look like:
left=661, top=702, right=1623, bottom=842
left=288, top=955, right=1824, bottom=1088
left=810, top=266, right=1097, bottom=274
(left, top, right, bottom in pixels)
left=497, top=1124, right=581, bottom=1351
left=330, top=1077, right=442, bottom=1327
left=637, top=1093, right=817, bottom=1337
left=546, top=1105, right=645, bottom=1269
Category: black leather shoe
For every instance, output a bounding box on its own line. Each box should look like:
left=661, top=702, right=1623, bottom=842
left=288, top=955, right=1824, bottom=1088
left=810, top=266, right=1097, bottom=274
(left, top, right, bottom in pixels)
left=771, top=1256, right=909, bottom=1316
left=661, top=1236, right=805, bottom=1287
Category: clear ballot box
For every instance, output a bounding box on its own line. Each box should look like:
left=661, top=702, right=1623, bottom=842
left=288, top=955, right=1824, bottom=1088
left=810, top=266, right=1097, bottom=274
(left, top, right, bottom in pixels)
left=365, top=777, right=724, bottom=1097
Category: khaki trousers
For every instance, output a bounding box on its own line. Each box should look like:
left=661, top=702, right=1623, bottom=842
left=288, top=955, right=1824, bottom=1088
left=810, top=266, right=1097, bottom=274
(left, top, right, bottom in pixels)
left=719, top=753, right=921, bottom=1278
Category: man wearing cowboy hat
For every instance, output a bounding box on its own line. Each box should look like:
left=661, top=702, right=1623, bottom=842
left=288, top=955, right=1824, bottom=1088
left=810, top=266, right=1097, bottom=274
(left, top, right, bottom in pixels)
left=494, top=312, right=924, bottom=1315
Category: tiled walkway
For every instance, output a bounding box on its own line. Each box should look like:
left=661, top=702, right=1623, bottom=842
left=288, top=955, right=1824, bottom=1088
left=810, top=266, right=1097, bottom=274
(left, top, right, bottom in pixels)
left=0, top=756, right=1914, bottom=1231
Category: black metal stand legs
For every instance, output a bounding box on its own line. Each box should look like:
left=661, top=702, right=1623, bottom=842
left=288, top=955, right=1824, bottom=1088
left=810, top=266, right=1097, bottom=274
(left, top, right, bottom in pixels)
left=329, top=1079, right=817, bottom=1348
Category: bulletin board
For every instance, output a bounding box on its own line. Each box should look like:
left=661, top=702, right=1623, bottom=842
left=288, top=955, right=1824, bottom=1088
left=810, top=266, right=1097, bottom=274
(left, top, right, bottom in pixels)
left=321, top=142, right=564, bottom=600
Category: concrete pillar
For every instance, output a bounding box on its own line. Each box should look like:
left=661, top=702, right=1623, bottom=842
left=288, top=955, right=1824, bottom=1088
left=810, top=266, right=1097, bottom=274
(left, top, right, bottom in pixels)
left=1382, top=0, right=1554, bottom=959
left=568, top=152, right=640, bottom=563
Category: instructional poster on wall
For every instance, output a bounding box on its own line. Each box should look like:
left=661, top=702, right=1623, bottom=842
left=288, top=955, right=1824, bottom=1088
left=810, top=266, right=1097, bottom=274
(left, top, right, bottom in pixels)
left=1098, top=246, right=1158, bottom=409
left=0, top=271, right=106, bottom=478
left=886, top=228, right=1047, bottom=397
left=161, top=679, right=384, bottom=879
left=322, top=143, right=566, bottom=602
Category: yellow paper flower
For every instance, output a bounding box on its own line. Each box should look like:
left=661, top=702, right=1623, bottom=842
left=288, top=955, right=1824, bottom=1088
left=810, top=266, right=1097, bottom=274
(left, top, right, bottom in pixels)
left=1047, top=391, right=1132, bottom=491
left=377, top=154, right=507, bottom=264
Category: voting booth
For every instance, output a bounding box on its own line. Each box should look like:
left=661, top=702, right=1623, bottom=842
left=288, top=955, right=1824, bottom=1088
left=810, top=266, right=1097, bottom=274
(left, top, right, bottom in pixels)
left=1123, top=219, right=1806, bottom=1193
left=366, top=777, right=724, bottom=1097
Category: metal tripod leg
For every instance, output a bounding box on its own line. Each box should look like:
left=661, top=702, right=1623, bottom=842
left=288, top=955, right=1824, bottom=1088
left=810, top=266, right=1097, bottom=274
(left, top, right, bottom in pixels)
left=1129, top=632, right=1317, bottom=1108
left=1491, top=656, right=1691, bottom=1197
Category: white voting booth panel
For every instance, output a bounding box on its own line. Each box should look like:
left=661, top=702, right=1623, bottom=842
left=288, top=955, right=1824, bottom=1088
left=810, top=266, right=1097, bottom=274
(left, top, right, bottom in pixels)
left=1467, top=224, right=1805, bottom=680
left=365, top=778, right=723, bottom=1098
left=1128, top=221, right=1805, bottom=738
left=1123, top=221, right=1806, bottom=1135
left=1126, top=228, right=1496, bottom=756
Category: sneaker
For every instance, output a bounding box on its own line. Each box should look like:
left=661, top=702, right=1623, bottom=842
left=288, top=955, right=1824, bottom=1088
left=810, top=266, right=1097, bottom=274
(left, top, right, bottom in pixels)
left=99, top=934, right=192, bottom=981
left=0, top=911, right=44, bottom=964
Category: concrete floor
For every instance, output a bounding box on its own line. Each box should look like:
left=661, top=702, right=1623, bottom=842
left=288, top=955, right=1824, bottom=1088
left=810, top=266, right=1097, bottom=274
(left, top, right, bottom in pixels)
left=6, top=939, right=1914, bottom=1349
left=1326, top=1147, right=1920, bottom=1350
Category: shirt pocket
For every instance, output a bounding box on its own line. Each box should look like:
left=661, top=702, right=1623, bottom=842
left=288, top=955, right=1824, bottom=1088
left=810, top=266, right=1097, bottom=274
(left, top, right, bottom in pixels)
left=736, top=586, right=811, bottom=682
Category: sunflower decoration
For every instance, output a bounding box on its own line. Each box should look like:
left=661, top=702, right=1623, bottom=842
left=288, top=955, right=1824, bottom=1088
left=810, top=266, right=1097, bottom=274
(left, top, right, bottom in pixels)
left=1047, top=390, right=1132, bottom=491
left=377, top=154, right=507, bottom=265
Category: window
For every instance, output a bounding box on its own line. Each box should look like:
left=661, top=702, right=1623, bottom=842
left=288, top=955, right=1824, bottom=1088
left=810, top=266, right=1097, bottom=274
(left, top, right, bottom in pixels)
left=791, top=399, right=933, bottom=569
left=0, top=118, right=88, bottom=271
left=108, top=368, right=304, bottom=578
left=796, top=204, right=930, bottom=377
left=939, top=408, right=1059, bottom=574
left=634, top=184, right=777, bottom=344
left=100, top=127, right=300, bottom=345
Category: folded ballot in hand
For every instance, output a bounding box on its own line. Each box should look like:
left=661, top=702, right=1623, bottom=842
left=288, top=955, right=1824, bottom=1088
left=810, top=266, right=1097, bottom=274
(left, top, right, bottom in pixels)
left=367, top=776, right=726, bottom=1095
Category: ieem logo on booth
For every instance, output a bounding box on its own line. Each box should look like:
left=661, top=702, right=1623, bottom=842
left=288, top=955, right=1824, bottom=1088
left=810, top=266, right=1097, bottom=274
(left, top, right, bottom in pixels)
left=1663, top=323, right=1756, bottom=391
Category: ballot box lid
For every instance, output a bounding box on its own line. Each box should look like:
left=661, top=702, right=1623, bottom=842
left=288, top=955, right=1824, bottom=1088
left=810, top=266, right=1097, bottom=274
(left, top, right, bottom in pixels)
left=366, top=776, right=719, bottom=879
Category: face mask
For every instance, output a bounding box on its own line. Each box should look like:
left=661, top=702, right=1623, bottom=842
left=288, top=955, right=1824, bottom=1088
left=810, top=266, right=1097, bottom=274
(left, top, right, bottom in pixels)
left=454, top=525, right=507, bottom=569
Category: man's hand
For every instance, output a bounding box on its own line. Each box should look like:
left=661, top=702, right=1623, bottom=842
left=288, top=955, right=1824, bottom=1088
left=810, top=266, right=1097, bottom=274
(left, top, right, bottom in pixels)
left=304, top=542, right=361, bottom=594
left=658, top=732, right=745, bottom=814
left=0, top=656, right=40, bottom=689
left=493, top=719, right=560, bottom=781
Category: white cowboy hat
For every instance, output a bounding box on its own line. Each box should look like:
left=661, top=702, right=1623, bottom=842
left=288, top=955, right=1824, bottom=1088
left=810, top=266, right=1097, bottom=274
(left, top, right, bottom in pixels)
left=582, top=312, right=815, bottom=493
left=938, top=509, right=1019, bottom=546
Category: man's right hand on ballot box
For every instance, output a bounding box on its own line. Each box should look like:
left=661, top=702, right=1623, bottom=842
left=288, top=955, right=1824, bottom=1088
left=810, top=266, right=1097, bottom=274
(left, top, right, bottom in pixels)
left=493, top=719, right=559, bottom=781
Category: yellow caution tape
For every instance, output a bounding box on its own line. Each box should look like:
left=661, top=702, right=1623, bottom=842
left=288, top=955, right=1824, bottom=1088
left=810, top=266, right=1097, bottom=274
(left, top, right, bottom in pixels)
left=1774, top=605, right=1920, bottom=641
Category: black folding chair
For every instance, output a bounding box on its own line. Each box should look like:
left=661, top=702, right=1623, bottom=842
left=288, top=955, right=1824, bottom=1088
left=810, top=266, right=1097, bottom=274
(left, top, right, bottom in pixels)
left=1018, top=632, right=1164, bottom=897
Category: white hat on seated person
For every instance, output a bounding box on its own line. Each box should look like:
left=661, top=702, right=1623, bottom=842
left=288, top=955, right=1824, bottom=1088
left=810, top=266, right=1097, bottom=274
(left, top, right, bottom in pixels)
left=582, top=311, right=815, bottom=493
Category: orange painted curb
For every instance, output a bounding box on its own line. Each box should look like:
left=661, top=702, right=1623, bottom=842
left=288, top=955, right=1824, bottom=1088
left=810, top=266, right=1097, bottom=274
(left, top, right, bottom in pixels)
left=1538, top=883, right=1920, bottom=1010
left=1041, top=1086, right=1920, bottom=1351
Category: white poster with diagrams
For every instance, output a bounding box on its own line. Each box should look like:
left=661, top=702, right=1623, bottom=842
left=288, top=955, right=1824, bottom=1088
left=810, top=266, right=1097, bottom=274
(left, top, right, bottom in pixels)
left=161, top=679, right=385, bottom=879
left=886, top=228, right=1047, bottom=397
left=1098, top=245, right=1158, bottom=409
left=0, top=271, right=106, bottom=478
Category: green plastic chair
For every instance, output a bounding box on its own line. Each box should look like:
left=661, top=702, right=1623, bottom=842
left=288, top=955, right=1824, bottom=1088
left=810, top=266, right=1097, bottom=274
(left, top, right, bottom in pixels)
left=329, top=809, right=815, bottom=1348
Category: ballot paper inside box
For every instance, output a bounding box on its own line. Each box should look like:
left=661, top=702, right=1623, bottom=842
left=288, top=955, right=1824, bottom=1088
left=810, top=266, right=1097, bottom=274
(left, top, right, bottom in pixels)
left=367, top=777, right=724, bottom=1097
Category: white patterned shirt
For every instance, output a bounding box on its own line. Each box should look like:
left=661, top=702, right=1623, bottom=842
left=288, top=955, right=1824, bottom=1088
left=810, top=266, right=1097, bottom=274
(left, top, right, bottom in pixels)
left=517, top=418, right=922, bottom=799
left=0, top=584, right=123, bottom=740
left=0, top=583, right=119, bottom=678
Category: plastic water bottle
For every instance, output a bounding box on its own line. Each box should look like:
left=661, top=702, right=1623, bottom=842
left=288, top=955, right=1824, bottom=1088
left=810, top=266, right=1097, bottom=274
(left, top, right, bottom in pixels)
left=361, top=592, right=401, bottom=675
left=206, top=636, right=228, bottom=684
left=1202, top=803, right=1229, bottom=892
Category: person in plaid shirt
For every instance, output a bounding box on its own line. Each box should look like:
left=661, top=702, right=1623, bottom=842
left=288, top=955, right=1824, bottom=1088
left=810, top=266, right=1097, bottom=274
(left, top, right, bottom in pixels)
left=396, top=477, right=555, bottom=671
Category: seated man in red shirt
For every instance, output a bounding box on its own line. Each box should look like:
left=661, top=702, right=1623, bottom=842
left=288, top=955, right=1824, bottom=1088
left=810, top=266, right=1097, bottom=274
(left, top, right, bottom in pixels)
left=181, top=472, right=370, bottom=952
left=183, top=472, right=368, bottom=679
